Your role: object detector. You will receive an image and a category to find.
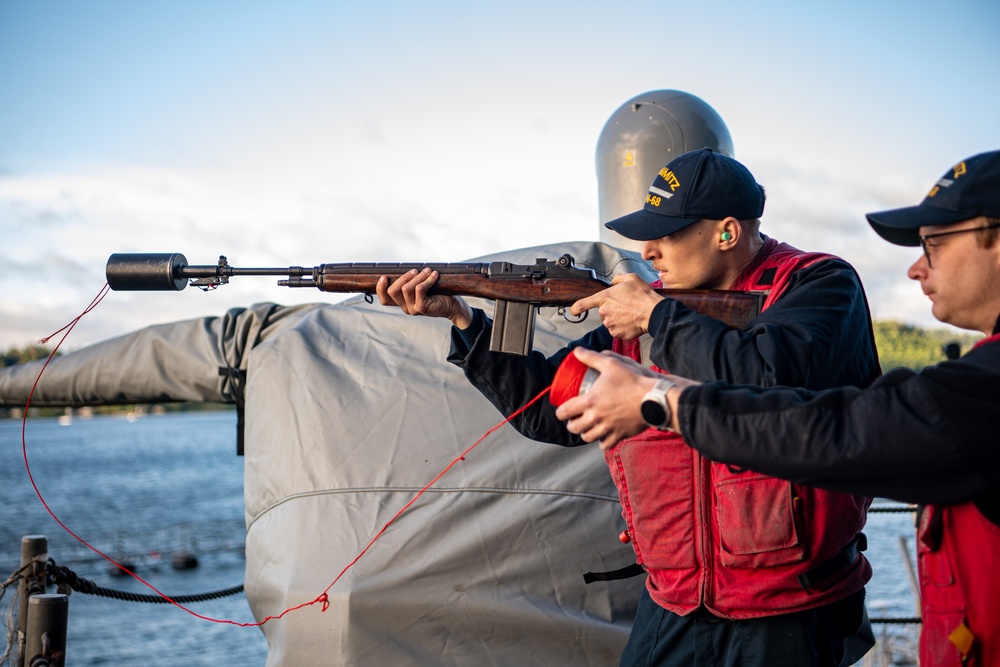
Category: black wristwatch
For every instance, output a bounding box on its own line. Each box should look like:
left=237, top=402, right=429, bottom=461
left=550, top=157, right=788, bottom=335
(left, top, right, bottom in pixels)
left=641, top=378, right=676, bottom=430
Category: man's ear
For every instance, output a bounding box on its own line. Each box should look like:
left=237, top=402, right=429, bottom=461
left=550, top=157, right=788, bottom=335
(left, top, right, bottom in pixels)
left=718, top=217, right=740, bottom=248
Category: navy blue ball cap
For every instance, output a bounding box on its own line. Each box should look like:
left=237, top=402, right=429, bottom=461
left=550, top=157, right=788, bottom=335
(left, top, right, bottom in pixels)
left=867, top=150, right=1000, bottom=247
left=605, top=148, right=766, bottom=241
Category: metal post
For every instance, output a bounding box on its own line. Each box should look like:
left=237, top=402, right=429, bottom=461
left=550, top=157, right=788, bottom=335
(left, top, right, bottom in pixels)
left=24, top=594, right=68, bottom=667
left=897, top=535, right=921, bottom=612
left=17, top=536, right=48, bottom=667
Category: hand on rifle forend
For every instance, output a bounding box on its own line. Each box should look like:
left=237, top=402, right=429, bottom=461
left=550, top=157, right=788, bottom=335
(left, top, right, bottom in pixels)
left=376, top=268, right=475, bottom=329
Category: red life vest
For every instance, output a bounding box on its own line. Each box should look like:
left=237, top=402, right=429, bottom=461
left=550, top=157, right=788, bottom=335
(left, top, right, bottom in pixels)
left=917, top=333, right=1000, bottom=666
left=609, top=239, right=873, bottom=619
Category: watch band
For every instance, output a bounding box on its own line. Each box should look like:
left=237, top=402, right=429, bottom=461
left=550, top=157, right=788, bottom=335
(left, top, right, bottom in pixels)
left=641, top=378, right=677, bottom=430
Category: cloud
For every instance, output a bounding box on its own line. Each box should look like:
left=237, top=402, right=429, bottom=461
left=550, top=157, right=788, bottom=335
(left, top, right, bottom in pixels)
left=0, top=154, right=598, bottom=350
left=747, top=154, right=961, bottom=333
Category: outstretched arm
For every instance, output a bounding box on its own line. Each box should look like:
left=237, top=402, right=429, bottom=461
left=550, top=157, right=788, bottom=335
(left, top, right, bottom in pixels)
left=556, top=346, right=1000, bottom=506
left=677, top=360, right=1000, bottom=506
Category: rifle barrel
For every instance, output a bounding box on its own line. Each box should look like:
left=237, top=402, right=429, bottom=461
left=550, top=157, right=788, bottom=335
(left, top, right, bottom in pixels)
left=106, top=253, right=314, bottom=291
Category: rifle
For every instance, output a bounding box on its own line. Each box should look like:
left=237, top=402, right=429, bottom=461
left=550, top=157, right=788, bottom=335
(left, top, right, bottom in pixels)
left=105, top=253, right=765, bottom=356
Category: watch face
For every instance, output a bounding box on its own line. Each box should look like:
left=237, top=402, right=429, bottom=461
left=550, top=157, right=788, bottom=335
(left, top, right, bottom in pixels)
left=641, top=399, right=667, bottom=428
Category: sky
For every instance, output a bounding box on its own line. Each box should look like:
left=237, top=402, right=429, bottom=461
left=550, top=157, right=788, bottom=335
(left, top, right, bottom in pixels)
left=1, top=0, right=999, bottom=350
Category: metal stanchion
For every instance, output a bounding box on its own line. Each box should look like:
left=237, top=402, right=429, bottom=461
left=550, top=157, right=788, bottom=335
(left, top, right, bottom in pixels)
left=24, top=594, right=68, bottom=667
left=17, top=536, right=48, bottom=667
left=897, top=535, right=921, bottom=611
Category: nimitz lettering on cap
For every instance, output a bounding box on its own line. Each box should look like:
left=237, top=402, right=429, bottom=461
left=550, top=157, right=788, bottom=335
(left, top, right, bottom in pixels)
left=658, top=167, right=681, bottom=190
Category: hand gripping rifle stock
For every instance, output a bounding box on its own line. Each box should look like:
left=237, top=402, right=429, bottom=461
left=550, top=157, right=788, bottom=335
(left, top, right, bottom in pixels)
left=106, top=253, right=765, bottom=355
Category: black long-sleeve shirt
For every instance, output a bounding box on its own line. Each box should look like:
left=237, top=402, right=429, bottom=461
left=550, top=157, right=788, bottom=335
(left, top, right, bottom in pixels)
left=679, top=336, right=1000, bottom=517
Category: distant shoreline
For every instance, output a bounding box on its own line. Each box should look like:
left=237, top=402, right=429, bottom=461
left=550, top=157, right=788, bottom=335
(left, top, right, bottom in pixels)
left=0, top=402, right=235, bottom=420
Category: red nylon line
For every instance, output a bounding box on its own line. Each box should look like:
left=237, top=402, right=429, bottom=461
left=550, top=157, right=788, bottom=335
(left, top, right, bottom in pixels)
left=549, top=352, right=588, bottom=407
left=23, top=284, right=112, bottom=538
left=318, top=386, right=553, bottom=601
left=21, top=285, right=555, bottom=628
left=20, top=283, right=272, bottom=627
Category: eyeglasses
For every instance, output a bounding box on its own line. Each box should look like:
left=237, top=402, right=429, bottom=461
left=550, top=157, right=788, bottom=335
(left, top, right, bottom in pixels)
left=918, top=222, right=1000, bottom=268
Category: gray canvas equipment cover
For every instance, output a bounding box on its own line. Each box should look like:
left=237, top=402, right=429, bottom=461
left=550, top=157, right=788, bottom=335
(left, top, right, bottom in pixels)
left=0, top=242, right=652, bottom=666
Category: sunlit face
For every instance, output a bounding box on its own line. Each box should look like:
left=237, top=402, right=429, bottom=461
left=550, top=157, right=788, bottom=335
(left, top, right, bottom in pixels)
left=907, top=217, right=1000, bottom=334
left=641, top=218, right=730, bottom=290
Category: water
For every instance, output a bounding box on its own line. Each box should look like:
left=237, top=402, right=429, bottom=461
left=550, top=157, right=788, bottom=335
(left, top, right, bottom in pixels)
left=0, top=411, right=267, bottom=666
left=0, top=412, right=921, bottom=666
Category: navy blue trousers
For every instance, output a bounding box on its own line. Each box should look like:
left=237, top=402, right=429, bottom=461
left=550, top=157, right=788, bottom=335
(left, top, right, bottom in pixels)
left=619, top=588, right=869, bottom=667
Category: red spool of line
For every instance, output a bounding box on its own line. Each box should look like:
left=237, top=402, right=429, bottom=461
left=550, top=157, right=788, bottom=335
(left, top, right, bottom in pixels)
left=550, top=351, right=600, bottom=407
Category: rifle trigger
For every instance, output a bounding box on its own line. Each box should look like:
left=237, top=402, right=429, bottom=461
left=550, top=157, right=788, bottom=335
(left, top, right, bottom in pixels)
left=364, top=292, right=374, bottom=304
left=559, top=307, right=588, bottom=324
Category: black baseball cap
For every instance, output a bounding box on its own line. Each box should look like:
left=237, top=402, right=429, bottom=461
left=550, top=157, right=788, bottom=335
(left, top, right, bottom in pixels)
left=604, top=148, right=765, bottom=241
left=867, top=150, right=1000, bottom=247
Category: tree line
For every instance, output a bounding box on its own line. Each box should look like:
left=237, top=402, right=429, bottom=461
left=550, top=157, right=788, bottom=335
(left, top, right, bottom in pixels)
left=872, top=321, right=982, bottom=370
left=1, top=344, right=58, bottom=367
